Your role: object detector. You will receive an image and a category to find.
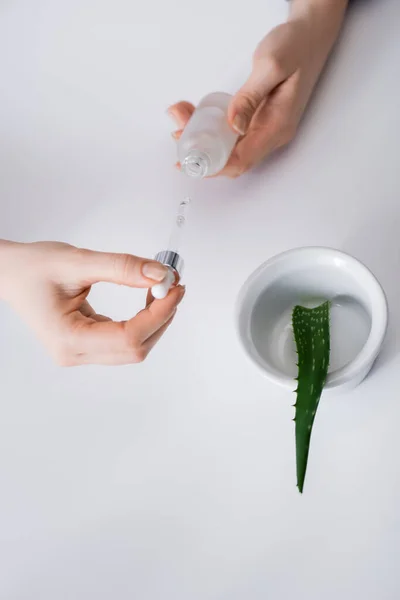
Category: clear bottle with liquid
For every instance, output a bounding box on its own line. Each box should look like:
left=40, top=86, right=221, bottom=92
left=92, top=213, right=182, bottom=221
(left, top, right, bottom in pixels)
left=178, top=92, right=238, bottom=179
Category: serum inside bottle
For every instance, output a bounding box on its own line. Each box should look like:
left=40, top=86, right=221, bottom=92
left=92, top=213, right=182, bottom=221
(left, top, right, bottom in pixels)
left=177, top=92, right=238, bottom=178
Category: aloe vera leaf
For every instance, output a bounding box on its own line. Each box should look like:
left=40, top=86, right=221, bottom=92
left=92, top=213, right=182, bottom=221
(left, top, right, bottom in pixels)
left=292, top=301, right=330, bottom=494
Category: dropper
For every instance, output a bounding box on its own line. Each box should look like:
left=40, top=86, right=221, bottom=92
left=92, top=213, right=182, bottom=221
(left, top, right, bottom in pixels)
left=151, top=198, right=190, bottom=299
left=167, top=197, right=190, bottom=253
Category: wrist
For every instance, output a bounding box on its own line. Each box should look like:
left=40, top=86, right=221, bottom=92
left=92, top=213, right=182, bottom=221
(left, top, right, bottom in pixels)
left=289, top=0, right=348, bottom=72
left=289, top=0, right=348, bottom=34
left=290, top=0, right=348, bottom=20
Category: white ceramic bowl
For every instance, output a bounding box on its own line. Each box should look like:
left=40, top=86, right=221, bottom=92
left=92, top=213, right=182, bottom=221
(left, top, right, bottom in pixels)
left=236, top=247, right=388, bottom=393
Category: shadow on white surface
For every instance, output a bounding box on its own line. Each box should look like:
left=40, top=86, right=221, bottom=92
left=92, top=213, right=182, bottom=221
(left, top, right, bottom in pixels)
left=342, top=209, right=400, bottom=373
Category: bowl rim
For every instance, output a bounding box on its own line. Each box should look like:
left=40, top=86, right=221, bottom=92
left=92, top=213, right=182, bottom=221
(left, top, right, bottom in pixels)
left=235, top=246, right=389, bottom=391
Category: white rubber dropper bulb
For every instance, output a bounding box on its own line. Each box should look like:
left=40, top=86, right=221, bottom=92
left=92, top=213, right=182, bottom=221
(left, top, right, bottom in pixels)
left=151, top=268, right=175, bottom=300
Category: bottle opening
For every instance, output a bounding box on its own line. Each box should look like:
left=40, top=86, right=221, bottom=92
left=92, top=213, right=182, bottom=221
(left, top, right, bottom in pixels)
left=181, top=151, right=210, bottom=179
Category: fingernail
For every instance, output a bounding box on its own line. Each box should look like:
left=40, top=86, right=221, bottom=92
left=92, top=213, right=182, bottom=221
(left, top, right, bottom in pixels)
left=171, top=130, right=182, bottom=141
left=232, top=114, right=249, bottom=135
left=166, top=107, right=176, bottom=122
left=142, top=262, right=168, bottom=282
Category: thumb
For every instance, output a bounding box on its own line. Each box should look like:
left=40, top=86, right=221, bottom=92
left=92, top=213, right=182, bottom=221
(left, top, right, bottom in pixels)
left=229, top=59, right=288, bottom=136
left=75, top=250, right=169, bottom=288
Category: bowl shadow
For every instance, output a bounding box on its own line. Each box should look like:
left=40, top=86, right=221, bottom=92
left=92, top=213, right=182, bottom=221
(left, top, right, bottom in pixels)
left=342, top=211, right=400, bottom=374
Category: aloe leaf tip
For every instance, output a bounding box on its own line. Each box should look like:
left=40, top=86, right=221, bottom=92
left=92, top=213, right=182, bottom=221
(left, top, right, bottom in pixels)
left=292, top=301, right=330, bottom=494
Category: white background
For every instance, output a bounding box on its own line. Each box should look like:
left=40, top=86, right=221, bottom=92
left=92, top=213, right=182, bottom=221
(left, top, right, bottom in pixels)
left=0, top=1, right=400, bottom=598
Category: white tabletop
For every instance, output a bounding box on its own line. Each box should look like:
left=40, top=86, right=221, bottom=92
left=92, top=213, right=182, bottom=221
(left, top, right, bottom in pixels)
left=1, top=1, right=399, bottom=599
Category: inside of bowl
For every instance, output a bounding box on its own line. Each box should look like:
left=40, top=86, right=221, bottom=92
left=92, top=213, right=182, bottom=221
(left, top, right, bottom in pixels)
left=250, top=269, right=372, bottom=379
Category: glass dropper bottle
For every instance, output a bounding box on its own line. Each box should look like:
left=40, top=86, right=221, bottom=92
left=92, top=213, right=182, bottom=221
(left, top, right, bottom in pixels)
left=151, top=198, right=190, bottom=299
left=178, top=92, right=238, bottom=178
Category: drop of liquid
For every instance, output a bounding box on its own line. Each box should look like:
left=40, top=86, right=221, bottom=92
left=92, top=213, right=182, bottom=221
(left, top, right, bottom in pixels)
left=175, top=198, right=191, bottom=228
left=168, top=198, right=191, bottom=252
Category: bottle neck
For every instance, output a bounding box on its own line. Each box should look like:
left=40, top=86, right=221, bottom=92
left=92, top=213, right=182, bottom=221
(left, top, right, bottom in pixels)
left=181, top=151, right=210, bottom=179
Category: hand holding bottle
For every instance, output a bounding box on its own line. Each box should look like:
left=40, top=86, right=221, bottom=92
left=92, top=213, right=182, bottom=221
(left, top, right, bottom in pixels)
left=0, top=241, right=185, bottom=365
left=169, top=0, right=348, bottom=177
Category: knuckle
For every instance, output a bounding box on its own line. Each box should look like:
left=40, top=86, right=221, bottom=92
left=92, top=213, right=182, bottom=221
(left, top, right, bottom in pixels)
left=124, top=332, right=146, bottom=363
left=253, top=53, right=285, bottom=83
left=238, top=91, right=261, bottom=118
left=74, top=247, right=92, bottom=269
left=75, top=247, right=89, bottom=260
left=131, top=347, right=147, bottom=363
left=53, top=322, right=85, bottom=367
left=113, top=253, right=136, bottom=282
left=53, top=347, right=76, bottom=367
left=268, top=55, right=286, bottom=81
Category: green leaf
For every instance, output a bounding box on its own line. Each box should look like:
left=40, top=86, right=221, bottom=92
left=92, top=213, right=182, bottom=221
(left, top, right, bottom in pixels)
left=292, top=301, right=330, bottom=494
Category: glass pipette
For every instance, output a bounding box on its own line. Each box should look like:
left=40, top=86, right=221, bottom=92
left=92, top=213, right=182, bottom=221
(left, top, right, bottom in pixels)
left=151, top=198, right=190, bottom=299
